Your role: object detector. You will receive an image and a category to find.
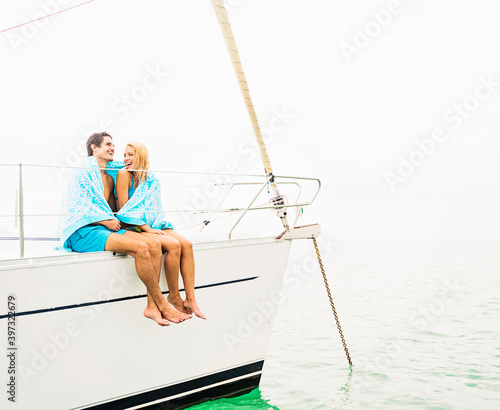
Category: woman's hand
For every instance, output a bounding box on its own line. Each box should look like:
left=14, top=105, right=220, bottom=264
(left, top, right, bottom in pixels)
left=148, top=229, right=167, bottom=236
left=140, top=224, right=167, bottom=235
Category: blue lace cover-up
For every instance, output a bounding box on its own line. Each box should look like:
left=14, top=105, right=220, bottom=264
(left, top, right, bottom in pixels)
left=105, top=162, right=174, bottom=231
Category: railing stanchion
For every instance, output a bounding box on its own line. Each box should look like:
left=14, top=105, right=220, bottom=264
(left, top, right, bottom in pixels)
left=200, top=183, right=234, bottom=232
left=228, top=176, right=271, bottom=241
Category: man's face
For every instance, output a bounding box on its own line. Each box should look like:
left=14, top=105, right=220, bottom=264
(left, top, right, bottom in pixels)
left=92, top=136, right=115, bottom=162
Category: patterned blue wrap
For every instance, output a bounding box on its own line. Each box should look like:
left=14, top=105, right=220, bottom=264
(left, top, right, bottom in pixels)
left=105, top=162, right=174, bottom=231
left=58, top=157, right=117, bottom=251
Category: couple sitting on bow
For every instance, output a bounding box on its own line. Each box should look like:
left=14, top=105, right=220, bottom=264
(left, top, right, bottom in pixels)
left=59, top=132, right=205, bottom=326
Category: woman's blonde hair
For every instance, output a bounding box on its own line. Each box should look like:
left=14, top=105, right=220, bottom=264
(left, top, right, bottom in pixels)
left=126, top=141, right=149, bottom=185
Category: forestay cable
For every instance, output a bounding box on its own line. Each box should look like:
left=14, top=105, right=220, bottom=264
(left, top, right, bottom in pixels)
left=210, top=0, right=273, bottom=176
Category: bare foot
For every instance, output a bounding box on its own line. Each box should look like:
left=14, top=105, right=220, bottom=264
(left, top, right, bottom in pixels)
left=167, top=294, right=192, bottom=315
left=160, top=301, right=191, bottom=323
left=184, top=298, right=206, bottom=320
left=144, top=305, right=169, bottom=326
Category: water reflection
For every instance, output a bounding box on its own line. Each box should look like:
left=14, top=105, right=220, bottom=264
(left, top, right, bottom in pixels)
left=187, top=387, right=278, bottom=409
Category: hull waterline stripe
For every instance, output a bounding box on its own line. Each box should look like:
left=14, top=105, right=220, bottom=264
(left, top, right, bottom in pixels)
left=78, top=361, right=264, bottom=410
left=130, top=375, right=262, bottom=410
left=129, top=371, right=262, bottom=409
left=0, top=276, right=258, bottom=319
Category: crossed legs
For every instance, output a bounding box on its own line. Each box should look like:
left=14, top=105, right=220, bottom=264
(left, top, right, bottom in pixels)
left=104, top=231, right=191, bottom=326
left=141, top=230, right=206, bottom=319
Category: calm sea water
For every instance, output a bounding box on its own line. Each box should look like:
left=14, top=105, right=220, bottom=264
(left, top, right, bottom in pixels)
left=189, top=239, right=500, bottom=409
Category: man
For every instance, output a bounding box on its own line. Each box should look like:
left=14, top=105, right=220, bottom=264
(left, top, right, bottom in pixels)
left=60, top=132, right=190, bottom=326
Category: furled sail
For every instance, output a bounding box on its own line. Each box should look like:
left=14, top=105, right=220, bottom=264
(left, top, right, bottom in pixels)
left=211, top=0, right=289, bottom=229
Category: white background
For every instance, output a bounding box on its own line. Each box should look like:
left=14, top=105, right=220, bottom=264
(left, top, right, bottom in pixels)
left=1, top=0, right=500, bottom=241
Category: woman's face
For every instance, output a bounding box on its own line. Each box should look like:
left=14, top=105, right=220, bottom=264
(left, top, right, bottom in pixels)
left=124, top=146, right=136, bottom=170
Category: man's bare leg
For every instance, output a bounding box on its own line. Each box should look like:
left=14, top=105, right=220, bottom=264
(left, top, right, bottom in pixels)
left=127, top=232, right=193, bottom=322
left=123, top=232, right=168, bottom=325
left=129, top=233, right=164, bottom=325
left=105, top=233, right=190, bottom=325
left=124, top=231, right=193, bottom=323
left=141, top=233, right=192, bottom=315
left=163, top=230, right=205, bottom=319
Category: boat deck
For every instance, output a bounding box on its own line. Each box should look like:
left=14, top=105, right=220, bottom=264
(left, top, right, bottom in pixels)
left=0, top=234, right=280, bottom=265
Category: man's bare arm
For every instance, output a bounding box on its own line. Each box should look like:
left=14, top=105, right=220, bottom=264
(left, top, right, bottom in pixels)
left=92, top=219, right=121, bottom=231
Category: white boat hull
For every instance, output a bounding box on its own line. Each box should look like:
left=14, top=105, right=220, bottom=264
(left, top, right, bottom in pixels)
left=0, top=238, right=292, bottom=409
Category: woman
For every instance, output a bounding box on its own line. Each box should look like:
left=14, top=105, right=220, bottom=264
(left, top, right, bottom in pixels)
left=116, top=142, right=205, bottom=320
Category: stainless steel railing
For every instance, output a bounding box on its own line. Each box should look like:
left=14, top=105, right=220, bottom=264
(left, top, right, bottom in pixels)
left=0, top=164, right=321, bottom=257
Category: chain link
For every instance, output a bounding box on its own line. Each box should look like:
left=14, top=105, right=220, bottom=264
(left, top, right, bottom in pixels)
left=312, top=236, right=353, bottom=367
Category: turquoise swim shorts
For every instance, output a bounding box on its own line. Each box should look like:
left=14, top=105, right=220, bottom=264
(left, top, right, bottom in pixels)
left=67, top=224, right=126, bottom=253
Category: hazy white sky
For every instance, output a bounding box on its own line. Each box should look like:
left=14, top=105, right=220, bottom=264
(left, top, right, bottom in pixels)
left=1, top=0, right=499, bottom=240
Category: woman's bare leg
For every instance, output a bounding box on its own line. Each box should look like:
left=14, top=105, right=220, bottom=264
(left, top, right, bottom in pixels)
left=163, top=230, right=205, bottom=319
left=107, top=231, right=190, bottom=325
left=141, top=233, right=192, bottom=315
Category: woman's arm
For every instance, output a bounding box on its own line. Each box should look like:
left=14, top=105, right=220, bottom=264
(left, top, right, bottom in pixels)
left=116, top=170, right=165, bottom=234
left=116, top=169, right=132, bottom=210
left=137, top=224, right=167, bottom=235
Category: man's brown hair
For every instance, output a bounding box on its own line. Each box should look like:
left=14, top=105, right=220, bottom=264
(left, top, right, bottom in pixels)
left=86, top=132, right=112, bottom=156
